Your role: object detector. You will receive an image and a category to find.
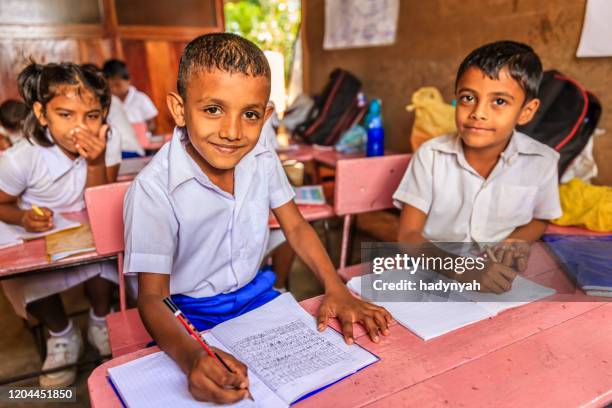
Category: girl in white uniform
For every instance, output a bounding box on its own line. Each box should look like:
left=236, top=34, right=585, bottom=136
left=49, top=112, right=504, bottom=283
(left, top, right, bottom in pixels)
left=0, top=62, right=120, bottom=388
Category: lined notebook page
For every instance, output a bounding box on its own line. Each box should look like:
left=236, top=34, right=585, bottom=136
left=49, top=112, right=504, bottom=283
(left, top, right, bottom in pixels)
left=348, top=273, right=555, bottom=341
left=0, top=221, right=23, bottom=249
left=211, top=293, right=378, bottom=404
left=8, top=214, right=80, bottom=240
left=108, top=333, right=287, bottom=408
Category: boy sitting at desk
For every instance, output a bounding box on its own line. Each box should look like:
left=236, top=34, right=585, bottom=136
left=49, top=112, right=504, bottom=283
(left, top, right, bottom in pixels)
left=395, top=41, right=562, bottom=293
left=123, top=33, right=391, bottom=404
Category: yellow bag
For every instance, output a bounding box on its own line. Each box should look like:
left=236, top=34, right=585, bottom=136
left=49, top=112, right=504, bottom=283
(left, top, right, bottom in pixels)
left=406, top=87, right=456, bottom=151
left=553, top=178, right=612, bottom=232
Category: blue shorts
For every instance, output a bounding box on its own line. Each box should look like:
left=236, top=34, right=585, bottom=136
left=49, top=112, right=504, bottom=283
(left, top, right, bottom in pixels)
left=170, top=269, right=280, bottom=331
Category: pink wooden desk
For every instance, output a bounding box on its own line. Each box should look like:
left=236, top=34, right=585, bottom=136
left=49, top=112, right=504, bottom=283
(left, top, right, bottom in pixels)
left=268, top=204, right=335, bottom=229
left=314, top=148, right=398, bottom=168
left=277, top=143, right=315, bottom=162
left=88, top=245, right=611, bottom=408
left=0, top=211, right=115, bottom=280
left=545, top=223, right=612, bottom=236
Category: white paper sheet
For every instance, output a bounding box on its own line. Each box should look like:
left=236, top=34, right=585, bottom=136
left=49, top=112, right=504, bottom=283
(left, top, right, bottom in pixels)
left=0, top=221, right=23, bottom=249
left=348, top=272, right=556, bottom=340
left=108, top=334, right=287, bottom=408
left=211, top=293, right=377, bottom=403
left=7, top=214, right=80, bottom=240
left=324, top=0, right=400, bottom=50
left=576, top=0, right=612, bottom=57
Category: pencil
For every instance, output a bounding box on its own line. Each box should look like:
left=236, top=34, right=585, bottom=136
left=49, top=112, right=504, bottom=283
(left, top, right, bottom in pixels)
left=32, top=205, right=45, bottom=217
left=162, top=297, right=253, bottom=401
left=485, top=246, right=499, bottom=263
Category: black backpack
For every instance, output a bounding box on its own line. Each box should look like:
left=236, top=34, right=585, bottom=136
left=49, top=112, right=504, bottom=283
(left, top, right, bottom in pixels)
left=295, top=69, right=366, bottom=146
left=517, top=70, right=601, bottom=176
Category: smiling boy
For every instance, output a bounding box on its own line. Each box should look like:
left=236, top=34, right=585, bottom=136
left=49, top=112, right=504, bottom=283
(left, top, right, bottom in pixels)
left=395, top=41, right=562, bottom=293
left=123, top=33, right=391, bottom=404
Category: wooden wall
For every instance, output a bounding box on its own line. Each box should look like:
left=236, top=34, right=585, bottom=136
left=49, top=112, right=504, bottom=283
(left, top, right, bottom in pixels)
left=0, top=0, right=223, bottom=134
left=303, top=0, right=612, bottom=185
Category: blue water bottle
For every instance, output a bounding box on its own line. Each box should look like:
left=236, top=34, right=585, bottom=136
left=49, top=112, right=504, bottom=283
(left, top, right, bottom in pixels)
left=366, top=99, right=384, bottom=157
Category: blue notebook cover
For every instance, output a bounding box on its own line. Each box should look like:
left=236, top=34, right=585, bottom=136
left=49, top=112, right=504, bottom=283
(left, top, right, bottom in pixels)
left=543, top=234, right=612, bottom=291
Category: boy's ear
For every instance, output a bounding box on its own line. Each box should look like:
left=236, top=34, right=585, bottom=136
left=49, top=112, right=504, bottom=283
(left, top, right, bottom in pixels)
left=166, top=92, right=186, bottom=127
left=32, top=102, right=48, bottom=126
left=263, top=104, right=274, bottom=123
left=517, top=98, right=540, bottom=126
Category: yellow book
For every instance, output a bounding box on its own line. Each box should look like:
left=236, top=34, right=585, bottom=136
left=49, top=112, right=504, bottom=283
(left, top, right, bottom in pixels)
left=45, top=224, right=96, bottom=262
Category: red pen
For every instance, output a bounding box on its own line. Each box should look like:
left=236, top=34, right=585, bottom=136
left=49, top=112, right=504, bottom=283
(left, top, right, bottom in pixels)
left=162, top=297, right=253, bottom=401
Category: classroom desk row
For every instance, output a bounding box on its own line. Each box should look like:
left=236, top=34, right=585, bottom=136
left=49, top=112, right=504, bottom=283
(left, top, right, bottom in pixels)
left=88, top=242, right=612, bottom=407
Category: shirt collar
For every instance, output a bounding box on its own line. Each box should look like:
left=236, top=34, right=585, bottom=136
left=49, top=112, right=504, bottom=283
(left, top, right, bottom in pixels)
left=432, top=131, right=546, bottom=165
left=167, top=127, right=269, bottom=194
left=36, top=129, right=83, bottom=181
left=123, top=85, right=137, bottom=105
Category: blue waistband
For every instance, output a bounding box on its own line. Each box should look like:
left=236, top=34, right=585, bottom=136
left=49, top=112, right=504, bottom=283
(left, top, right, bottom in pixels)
left=170, top=269, right=280, bottom=331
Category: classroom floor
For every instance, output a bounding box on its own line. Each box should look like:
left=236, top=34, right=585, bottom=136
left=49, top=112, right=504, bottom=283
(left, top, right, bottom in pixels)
left=0, top=213, right=394, bottom=407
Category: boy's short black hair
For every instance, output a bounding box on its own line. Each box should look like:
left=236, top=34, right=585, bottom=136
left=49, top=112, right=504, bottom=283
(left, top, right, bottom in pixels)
left=102, top=59, right=130, bottom=80
left=455, top=41, right=543, bottom=102
left=177, top=33, right=271, bottom=100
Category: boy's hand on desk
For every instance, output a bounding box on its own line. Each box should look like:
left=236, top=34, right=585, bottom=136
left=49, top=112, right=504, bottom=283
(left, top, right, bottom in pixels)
left=463, top=261, right=517, bottom=294
left=493, top=239, right=531, bottom=272
left=187, top=347, right=250, bottom=404
left=317, top=286, right=392, bottom=345
left=21, top=207, right=53, bottom=232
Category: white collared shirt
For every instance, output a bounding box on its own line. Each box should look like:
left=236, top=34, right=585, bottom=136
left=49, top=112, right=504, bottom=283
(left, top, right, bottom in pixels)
left=123, top=127, right=295, bottom=298
left=121, top=85, right=158, bottom=124
left=108, top=95, right=145, bottom=156
left=0, top=129, right=122, bottom=211
left=393, top=131, right=562, bottom=243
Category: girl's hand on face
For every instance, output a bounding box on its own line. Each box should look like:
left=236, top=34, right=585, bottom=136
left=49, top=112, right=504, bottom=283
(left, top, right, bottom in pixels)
left=73, top=124, right=108, bottom=165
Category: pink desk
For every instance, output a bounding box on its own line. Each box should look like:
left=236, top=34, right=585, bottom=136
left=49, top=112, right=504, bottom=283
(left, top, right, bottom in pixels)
left=0, top=211, right=115, bottom=280
left=88, top=245, right=611, bottom=407
left=268, top=204, right=335, bottom=229
left=313, top=148, right=398, bottom=168
left=545, top=223, right=612, bottom=236
left=277, top=143, right=315, bottom=163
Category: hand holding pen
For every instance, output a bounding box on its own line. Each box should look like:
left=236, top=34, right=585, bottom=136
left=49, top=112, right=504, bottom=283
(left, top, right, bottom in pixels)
left=163, top=297, right=254, bottom=403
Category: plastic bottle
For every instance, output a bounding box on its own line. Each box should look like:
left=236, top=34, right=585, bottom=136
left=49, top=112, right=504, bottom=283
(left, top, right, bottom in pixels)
left=366, top=98, right=384, bottom=157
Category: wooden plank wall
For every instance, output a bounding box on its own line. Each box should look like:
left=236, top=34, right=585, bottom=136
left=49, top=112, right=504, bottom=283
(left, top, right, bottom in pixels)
left=0, top=1, right=221, bottom=134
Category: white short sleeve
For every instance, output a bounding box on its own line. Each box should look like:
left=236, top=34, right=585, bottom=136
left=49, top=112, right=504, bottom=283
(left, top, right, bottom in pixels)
left=104, top=126, right=122, bottom=167
left=267, top=153, right=295, bottom=209
left=0, top=149, right=29, bottom=196
left=123, top=179, right=178, bottom=274
left=108, top=96, right=145, bottom=156
left=138, top=93, right=158, bottom=122
left=392, top=146, right=434, bottom=213
left=533, top=160, right=562, bottom=220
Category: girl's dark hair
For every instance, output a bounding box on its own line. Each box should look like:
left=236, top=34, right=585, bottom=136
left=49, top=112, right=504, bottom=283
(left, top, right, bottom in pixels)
left=0, top=99, right=28, bottom=131
left=455, top=41, right=543, bottom=103
left=18, top=61, right=111, bottom=147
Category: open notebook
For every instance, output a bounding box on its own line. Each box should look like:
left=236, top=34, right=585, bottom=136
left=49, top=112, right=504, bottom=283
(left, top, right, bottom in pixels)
left=0, top=221, right=22, bottom=250
left=348, top=270, right=556, bottom=341
left=108, top=293, right=378, bottom=407
left=4, top=214, right=81, bottom=241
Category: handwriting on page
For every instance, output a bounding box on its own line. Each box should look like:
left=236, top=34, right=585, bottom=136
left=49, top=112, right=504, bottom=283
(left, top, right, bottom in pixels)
left=231, top=320, right=350, bottom=391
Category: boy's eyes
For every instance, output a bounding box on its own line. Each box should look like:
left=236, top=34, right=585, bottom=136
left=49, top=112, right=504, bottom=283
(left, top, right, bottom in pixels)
left=204, top=106, right=222, bottom=115
left=244, top=111, right=261, bottom=120
left=459, top=95, right=475, bottom=103
left=493, top=98, right=508, bottom=106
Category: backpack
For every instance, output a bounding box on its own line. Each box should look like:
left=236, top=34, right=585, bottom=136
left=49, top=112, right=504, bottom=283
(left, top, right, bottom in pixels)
left=295, top=69, right=366, bottom=146
left=517, top=70, right=601, bottom=176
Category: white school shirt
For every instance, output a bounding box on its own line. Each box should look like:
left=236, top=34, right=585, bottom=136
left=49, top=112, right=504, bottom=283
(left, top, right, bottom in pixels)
left=0, top=129, right=122, bottom=211
left=121, top=85, right=158, bottom=124
left=123, top=127, right=295, bottom=298
left=108, top=95, right=145, bottom=156
left=393, top=131, right=562, bottom=243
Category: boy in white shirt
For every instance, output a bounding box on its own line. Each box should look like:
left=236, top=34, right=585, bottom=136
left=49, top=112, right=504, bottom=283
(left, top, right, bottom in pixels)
left=103, top=59, right=158, bottom=133
left=123, top=33, right=391, bottom=404
left=395, top=41, right=562, bottom=293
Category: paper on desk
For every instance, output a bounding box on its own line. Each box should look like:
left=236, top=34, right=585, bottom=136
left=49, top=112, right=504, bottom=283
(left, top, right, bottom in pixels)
left=8, top=214, right=81, bottom=240
left=108, top=334, right=288, bottom=408
left=0, top=221, right=23, bottom=250
left=348, top=272, right=555, bottom=341
left=45, top=223, right=95, bottom=262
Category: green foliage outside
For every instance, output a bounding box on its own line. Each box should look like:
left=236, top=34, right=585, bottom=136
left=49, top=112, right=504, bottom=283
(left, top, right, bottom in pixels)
left=224, top=0, right=301, bottom=83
